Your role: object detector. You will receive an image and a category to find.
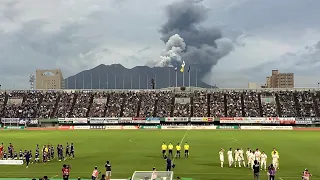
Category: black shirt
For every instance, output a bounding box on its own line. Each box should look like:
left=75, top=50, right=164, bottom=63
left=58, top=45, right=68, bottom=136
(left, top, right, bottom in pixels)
left=105, top=164, right=111, bottom=171
left=253, top=164, right=260, bottom=173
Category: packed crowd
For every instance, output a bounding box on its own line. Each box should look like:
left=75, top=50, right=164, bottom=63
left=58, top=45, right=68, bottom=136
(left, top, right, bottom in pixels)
left=0, top=90, right=319, bottom=118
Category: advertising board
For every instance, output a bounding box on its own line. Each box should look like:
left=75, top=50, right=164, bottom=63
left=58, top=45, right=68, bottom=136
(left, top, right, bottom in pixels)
left=0, top=160, right=23, bottom=165
left=74, top=126, right=90, bottom=130
left=105, top=126, right=122, bottom=129
left=58, top=126, right=74, bottom=130
left=240, top=126, right=293, bottom=130
left=161, top=126, right=216, bottom=130
left=90, top=126, right=105, bottom=129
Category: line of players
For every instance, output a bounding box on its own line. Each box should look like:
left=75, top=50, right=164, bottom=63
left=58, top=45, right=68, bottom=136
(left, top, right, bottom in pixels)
left=219, top=148, right=280, bottom=171
left=0, top=143, right=75, bottom=163
left=161, top=142, right=190, bottom=159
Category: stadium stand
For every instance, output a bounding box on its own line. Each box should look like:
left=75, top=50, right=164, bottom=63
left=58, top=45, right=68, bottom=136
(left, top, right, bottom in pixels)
left=1, top=89, right=320, bottom=118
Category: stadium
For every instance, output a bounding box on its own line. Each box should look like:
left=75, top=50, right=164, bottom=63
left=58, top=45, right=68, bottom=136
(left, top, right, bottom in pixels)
left=1, top=0, right=320, bottom=180
left=1, top=87, right=320, bottom=180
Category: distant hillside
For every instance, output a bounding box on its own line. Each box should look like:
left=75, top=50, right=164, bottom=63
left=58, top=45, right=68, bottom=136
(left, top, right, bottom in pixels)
left=65, top=64, right=213, bottom=89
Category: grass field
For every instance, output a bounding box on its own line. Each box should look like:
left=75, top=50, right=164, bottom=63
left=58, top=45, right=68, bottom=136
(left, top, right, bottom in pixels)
left=0, top=130, right=319, bottom=180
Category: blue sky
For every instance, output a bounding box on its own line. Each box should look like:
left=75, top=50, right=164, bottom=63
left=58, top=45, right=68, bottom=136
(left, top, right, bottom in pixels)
left=0, top=0, right=319, bottom=89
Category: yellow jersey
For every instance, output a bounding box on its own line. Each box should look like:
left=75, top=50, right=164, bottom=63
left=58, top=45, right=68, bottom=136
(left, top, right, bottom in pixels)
left=162, top=144, right=167, bottom=150
left=176, top=145, right=181, bottom=151
left=271, top=150, right=279, bottom=156
left=184, top=144, right=189, bottom=150
left=168, top=144, right=173, bottom=150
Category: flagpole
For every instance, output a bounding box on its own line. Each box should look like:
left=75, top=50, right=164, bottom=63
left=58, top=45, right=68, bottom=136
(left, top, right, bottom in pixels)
left=188, top=67, right=191, bottom=87
left=99, top=75, right=101, bottom=89
left=154, top=74, right=156, bottom=89
left=122, top=75, right=124, bottom=89
left=169, top=68, right=171, bottom=87
left=196, top=68, right=198, bottom=87
left=175, top=68, right=177, bottom=87
left=147, top=74, right=149, bottom=89
left=139, top=74, right=141, bottom=89
left=114, top=75, right=116, bottom=89
left=75, top=75, right=77, bottom=89
left=106, top=73, right=109, bottom=89
left=183, top=71, right=185, bottom=86
left=130, top=74, right=133, bottom=89
left=90, top=74, right=93, bottom=89
left=82, top=73, right=84, bottom=89
left=66, top=78, right=68, bottom=89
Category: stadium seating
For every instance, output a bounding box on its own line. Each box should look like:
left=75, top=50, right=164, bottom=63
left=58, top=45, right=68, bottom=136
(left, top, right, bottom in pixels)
left=1, top=89, right=320, bottom=118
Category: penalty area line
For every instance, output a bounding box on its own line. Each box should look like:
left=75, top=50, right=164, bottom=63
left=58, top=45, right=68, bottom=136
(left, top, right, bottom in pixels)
left=172, top=129, right=189, bottom=163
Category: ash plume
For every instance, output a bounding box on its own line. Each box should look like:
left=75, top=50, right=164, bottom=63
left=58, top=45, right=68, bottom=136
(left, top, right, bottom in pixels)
left=157, top=0, right=233, bottom=68
left=156, top=34, right=186, bottom=67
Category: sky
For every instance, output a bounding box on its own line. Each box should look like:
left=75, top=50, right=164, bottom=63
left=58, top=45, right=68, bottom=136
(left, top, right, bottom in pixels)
left=0, top=0, right=320, bottom=89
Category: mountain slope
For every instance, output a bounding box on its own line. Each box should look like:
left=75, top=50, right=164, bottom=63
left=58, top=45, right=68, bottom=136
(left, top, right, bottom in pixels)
left=65, top=64, right=213, bottom=89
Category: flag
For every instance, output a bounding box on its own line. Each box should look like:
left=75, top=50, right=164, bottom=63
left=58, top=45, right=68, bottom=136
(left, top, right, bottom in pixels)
left=188, top=66, right=190, bottom=72
left=180, top=61, right=185, bottom=72
left=175, top=67, right=177, bottom=71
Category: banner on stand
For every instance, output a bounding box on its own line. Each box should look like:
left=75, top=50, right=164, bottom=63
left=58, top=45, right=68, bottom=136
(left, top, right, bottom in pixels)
left=190, top=117, right=214, bottom=122
left=165, top=117, right=189, bottom=122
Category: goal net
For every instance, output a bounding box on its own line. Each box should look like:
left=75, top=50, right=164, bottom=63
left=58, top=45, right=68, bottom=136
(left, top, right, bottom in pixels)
left=131, top=171, right=174, bottom=180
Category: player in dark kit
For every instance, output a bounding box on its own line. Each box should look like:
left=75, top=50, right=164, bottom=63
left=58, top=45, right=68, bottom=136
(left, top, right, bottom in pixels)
left=8, top=143, right=13, bottom=158
left=42, top=146, right=47, bottom=163
left=13, top=151, right=18, bottom=160
left=51, top=145, right=54, bottom=160
left=65, top=143, right=70, bottom=159
left=29, top=150, right=33, bottom=163
left=35, top=151, right=40, bottom=163
left=58, top=145, right=64, bottom=161
left=19, top=150, right=23, bottom=160
left=3, top=151, right=7, bottom=160
left=25, top=151, right=30, bottom=168
left=70, top=143, right=75, bottom=159
left=47, top=145, right=51, bottom=161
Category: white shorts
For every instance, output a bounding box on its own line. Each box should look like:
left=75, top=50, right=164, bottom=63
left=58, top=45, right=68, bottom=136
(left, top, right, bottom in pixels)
left=106, top=171, right=111, bottom=177
left=228, top=158, right=233, bottom=162
left=220, top=157, right=224, bottom=162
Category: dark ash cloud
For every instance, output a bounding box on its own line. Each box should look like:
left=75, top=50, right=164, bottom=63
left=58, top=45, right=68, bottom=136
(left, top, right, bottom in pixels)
left=158, top=0, right=233, bottom=68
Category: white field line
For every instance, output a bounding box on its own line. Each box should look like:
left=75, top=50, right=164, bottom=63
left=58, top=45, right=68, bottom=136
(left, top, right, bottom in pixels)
left=279, top=177, right=283, bottom=180
left=172, top=129, right=189, bottom=163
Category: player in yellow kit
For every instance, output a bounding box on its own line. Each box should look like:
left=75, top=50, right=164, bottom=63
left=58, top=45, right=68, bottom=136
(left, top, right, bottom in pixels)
left=161, top=142, right=167, bottom=158
left=184, top=142, right=190, bottom=159
left=168, top=142, right=174, bottom=158
left=175, top=143, right=181, bottom=159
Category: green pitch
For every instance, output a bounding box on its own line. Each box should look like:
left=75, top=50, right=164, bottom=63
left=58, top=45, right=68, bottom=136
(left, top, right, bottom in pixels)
left=0, top=130, right=319, bottom=180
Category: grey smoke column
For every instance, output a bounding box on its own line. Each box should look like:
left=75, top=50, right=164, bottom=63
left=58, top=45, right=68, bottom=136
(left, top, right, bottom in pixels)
left=159, top=0, right=233, bottom=70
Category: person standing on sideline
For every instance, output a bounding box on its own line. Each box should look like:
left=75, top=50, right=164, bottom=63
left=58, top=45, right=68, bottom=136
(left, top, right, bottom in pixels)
left=151, top=167, right=157, bottom=180
left=252, top=160, right=260, bottom=180
left=25, top=151, right=30, bottom=168
left=105, top=161, right=111, bottom=180
left=91, top=166, right=99, bottom=180
left=268, top=164, right=276, bottom=180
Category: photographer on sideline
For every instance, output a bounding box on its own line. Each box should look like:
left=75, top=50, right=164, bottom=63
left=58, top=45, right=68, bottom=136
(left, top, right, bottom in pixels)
left=62, top=164, right=71, bottom=180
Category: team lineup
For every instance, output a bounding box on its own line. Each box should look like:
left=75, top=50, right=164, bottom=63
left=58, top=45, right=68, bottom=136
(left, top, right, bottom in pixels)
left=219, top=148, right=280, bottom=170
left=0, top=142, right=75, bottom=167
